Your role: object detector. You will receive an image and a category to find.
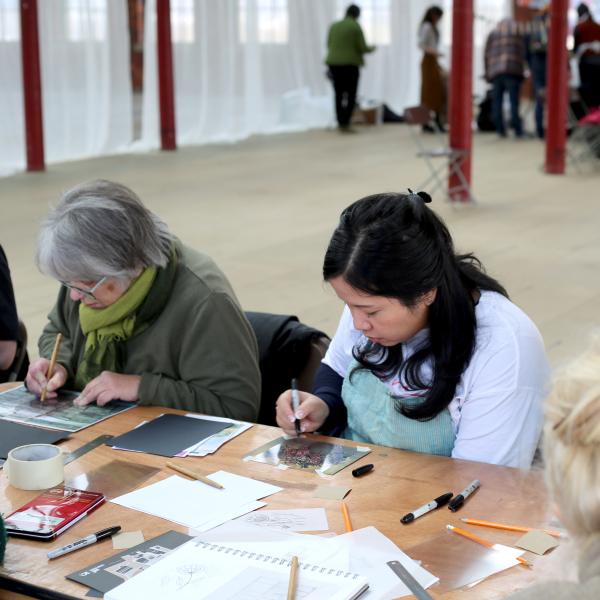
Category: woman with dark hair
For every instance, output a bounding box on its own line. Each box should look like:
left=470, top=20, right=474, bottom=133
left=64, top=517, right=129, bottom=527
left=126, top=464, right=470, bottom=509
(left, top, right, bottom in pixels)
left=276, top=192, right=549, bottom=468
left=419, top=6, right=446, bottom=132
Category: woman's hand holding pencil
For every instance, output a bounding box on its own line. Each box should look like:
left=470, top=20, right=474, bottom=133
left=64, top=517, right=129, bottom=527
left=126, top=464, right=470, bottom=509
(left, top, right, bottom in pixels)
left=25, top=334, right=67, bottom=401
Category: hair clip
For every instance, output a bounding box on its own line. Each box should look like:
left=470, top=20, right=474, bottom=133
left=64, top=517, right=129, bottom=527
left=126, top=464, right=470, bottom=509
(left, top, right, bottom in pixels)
left=407, top=189, right=432, bottom=204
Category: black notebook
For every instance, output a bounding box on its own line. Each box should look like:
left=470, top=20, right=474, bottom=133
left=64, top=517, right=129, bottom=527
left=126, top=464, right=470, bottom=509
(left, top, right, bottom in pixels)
left=106, top=413, right=229, bottom=457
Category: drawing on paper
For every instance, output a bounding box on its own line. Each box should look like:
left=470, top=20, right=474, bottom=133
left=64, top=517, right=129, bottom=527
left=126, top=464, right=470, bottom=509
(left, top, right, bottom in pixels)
left=0, top=385, right=133, bottom=432
left=244, top=436, right=371, bottom=475
left=160, top=563, right=208, bottom=591
left=243, top=512, right=306, bottom=530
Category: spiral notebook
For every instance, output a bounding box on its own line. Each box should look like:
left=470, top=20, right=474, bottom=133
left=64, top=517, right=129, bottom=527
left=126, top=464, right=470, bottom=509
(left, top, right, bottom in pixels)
left=105, top=538, right=369, bottom=600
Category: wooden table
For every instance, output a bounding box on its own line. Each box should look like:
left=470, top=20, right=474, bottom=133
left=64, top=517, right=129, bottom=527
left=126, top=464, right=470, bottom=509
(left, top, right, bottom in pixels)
left=0, top=397, right=555, bottom=599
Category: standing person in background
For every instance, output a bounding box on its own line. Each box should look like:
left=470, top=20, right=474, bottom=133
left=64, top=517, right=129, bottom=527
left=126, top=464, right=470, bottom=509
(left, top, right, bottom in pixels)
left=418, top=6, right=446, bottom=133
left=525, top=7, right=549, bottom=139
left=484, top=18, right=526, bottom=138
left=574, top=3, right=600, bottom=109
left=325, top=4, right=375, bottom=133
left=0, top=245, right=28, bottom=383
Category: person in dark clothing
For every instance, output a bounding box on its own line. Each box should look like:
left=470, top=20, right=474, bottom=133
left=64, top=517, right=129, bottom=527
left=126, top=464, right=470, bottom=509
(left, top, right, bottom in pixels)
left=525, top=10, right=549, bottom=138
left=0, top=245, right=28, bottom=382
left=574, top=3, right=600, bottom=109
left=325, top=5, right=375, bottom=132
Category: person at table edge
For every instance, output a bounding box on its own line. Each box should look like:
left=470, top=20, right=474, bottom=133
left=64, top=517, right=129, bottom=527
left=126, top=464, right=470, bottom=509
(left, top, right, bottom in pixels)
left=276, top=191, right=549, bottom=468
left=24, top=180, right=260, bottom=422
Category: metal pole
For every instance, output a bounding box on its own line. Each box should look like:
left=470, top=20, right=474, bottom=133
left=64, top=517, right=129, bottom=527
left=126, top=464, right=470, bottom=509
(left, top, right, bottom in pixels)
left=156, top=0, right=176, bottom=150
left=19, top=0, right=45, bottom=171
left=544, top=0, right=569, bottom=174
left=448, top=0, right=473, bottom=202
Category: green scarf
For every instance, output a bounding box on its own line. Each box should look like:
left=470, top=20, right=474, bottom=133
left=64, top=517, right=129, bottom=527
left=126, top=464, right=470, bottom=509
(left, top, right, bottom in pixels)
left=74, top=247, right=178, bottom=389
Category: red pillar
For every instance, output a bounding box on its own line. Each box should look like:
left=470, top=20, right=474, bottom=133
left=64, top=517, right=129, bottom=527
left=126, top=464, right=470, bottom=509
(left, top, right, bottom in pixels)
left=157, top=0, right=176, bottom=150
left=448, top=0, right=473, bottom=202
left=20, top=0, right=45, bottom=171
left=544, top=0, right=569, bottom=174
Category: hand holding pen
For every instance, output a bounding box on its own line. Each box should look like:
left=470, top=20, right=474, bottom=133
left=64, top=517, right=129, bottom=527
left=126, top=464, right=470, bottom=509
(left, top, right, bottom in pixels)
left=275, top=389, right=330, bottom=436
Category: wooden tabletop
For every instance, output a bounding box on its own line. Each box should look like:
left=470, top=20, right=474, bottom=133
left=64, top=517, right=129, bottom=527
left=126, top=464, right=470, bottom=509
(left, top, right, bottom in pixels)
left=0, top=391, right=556, bottom=599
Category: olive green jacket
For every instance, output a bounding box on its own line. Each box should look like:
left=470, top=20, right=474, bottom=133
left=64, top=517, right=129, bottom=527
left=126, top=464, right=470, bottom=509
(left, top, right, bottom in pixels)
left=325, top=17, right=374, bottom=66
left=39, top=241, right=260, bottom=422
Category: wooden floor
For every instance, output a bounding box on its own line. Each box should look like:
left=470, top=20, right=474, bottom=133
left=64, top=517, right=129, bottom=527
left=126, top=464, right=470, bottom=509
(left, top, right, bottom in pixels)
left=1, top=123, right=599, bottom=369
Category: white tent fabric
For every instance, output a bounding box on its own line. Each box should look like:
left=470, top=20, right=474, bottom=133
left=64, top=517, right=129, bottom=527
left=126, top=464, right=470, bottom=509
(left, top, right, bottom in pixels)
left=0, top=0, right=132, bottom=176
left=1, top=0, right=511, bottom=174
left=140, top=0, right=509, bottom=151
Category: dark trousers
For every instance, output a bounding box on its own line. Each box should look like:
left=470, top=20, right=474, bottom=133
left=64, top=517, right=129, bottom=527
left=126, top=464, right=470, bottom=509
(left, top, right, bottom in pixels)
left=579, top=57, right=600, bottom=109
left=529, top=53, right=546, bottom=138
left=328, top=65, right=360, bottom=127
left=491, top=74, right=523, bottom=137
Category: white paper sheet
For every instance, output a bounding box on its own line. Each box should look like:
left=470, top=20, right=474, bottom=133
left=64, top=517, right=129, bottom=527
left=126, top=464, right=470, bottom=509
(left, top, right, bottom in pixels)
left=111, top=473, right=282, bottom=531
left=236, top=508, right=329, bottom=532
left=178, top=414, right=252, bottom=457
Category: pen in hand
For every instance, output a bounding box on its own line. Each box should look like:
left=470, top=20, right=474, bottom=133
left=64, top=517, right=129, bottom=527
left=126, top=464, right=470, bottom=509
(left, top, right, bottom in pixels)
left=47, top=525, right=121, bottom=559
left=40, top=333, right=62, bottom=403
left=291, top=378, right=301, bottom=436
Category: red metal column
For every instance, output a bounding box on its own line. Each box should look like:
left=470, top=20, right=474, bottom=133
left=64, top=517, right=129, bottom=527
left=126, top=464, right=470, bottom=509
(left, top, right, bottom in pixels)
left=544, top=0, right=569, bottom=174
left=156, top=0, right=176, bottom=150
left=19, top=0, right=45, bottom=171
left=448, top=0, right=473, bottom=202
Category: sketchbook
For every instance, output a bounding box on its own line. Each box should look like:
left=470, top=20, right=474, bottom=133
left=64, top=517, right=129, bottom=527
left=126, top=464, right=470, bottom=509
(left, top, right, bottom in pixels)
left=105, top=538, right=369, bottom=600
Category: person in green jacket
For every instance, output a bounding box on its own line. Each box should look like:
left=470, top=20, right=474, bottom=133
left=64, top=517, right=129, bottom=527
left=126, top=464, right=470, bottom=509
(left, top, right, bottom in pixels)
left=25, top=180, right=261, bottom=422
left=325, top=4, right=375, bottom=132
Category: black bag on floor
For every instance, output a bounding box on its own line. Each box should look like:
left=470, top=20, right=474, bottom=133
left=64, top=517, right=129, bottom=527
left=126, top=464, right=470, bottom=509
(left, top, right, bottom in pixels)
left=477, top=90, right=495, bottom=132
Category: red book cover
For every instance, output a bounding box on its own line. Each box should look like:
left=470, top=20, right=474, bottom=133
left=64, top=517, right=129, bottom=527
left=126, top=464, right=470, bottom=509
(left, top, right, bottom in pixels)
left=4, top=486, right=105, bottom=540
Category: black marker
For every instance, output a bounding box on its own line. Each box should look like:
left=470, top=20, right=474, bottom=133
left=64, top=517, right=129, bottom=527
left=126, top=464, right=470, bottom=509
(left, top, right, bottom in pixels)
left=448, top=479, right=480, bottom=512
left=291, top=378, right=301, bottom=436
left=352, top=463, right=374, bottom=477
left=401, top=492, right=453, bottom=524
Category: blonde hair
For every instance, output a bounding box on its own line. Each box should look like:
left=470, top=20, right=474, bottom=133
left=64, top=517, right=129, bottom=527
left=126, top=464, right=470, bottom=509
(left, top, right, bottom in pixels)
left=543, top=336, right=600, bottom=539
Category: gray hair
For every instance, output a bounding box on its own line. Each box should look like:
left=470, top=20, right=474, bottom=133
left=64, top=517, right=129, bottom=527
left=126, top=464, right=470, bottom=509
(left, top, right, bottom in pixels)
left=36, top=180, right=173, bottom=282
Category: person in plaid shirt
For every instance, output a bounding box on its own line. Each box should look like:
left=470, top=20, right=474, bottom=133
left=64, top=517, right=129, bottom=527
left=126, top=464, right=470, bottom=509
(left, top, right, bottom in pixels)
left=484, top=18, right=526, bottom=138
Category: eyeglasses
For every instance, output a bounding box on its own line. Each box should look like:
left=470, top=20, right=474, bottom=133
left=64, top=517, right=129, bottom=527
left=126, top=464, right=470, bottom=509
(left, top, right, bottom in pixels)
left=61, top=276, right=107, bottom=301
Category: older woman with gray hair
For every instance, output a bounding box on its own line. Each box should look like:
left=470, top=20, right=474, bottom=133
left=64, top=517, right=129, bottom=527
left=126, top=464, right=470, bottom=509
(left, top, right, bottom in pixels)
left=25, top=180, right=260, bottom=421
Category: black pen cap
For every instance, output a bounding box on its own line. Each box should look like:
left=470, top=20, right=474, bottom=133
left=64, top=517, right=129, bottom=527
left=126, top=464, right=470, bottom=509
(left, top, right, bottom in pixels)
left=400, top=513, right=414, bottom=524
left=448, top=495, right=464, bottom=512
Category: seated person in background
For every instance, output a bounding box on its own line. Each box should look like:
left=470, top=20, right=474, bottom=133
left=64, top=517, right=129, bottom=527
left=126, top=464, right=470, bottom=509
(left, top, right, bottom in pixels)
left=0, top=245, right=28, bottom=382
left=276, top=191, right=549, bottom=468
left=25, top=180, right=260, bottom=421
left=508, top=338, right=600, bottom=599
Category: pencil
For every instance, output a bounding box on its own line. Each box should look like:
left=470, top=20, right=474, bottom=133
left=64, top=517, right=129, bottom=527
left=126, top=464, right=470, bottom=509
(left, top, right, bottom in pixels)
left=447, top=524, right=531, bottom=566
left=287, top=555, right=299, bottom=600
left=40, top=333, right=62, bottom=403
left=460, top=518, right=565, bottom=538
left=166, top=461, right=224, bottom=490
left=341, top=500, right=353, bottom=532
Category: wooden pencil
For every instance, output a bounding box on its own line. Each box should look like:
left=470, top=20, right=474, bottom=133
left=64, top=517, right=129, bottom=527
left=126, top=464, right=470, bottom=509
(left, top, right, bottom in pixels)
left=460, top=518, right=564, bottom=538
left=447, top=524, right=531, bottom=566
left=341, top=500, right=353, bottom=532
left=287, top=555, right=299, bottom=600
left=166, top=461, right=224, bottom=489
left=40, top=333, right=62, bottom=403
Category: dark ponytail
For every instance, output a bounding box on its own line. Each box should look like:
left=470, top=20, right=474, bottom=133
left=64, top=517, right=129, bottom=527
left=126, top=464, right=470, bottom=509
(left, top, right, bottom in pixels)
left=323, top=192, right=507, bottom=420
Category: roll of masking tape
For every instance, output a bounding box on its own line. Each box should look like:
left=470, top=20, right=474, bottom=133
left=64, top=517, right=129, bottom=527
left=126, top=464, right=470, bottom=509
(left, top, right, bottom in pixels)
left=4, top=444, right=64, bottom=490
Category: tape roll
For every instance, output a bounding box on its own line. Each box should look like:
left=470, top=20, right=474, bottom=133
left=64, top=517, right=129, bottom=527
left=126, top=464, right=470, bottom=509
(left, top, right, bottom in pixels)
left=5, top=444, right=64, bottom=490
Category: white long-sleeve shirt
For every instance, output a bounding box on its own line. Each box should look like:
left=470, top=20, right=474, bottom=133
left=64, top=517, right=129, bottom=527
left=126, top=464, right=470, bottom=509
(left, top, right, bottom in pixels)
left=323, top=291, right=550, bottom=468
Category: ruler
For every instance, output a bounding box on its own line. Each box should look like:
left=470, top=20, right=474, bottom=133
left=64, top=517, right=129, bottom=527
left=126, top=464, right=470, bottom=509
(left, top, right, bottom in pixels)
left=387, top=560, right=434, bottom=600
left=64, top=434, right=113, bottom=465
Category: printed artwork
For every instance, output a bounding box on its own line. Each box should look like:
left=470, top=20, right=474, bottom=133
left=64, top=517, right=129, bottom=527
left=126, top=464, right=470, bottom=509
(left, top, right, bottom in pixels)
left=0, top=385, right=133, bottom=432
left=244, top=436, right=371, bottom=475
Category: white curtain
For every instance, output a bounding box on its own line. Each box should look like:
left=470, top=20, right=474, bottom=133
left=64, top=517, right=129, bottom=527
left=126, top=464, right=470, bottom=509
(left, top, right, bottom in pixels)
left=140, top=0, right=512, bottom=151
left=0, top=0, right=132, bottom=176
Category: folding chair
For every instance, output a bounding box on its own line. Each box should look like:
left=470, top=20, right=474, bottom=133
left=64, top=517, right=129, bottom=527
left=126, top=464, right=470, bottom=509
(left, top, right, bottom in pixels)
left=403, top=105, right=475, bottom=203
left=567, top=99, right=600, bottom=172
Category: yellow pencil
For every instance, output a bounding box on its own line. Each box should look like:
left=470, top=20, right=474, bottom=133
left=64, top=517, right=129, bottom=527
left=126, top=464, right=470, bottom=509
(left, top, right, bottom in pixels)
left=341, top=500, right=353, bottom=532
left=166, top=461, right=224, bottom=490
left=447, top=524, right=531, bottom=566
left=460, top=518, right=565, bottom=538
left=287, top=555, right=299, bottom=600
left=40, top=333, right=62, bottom=403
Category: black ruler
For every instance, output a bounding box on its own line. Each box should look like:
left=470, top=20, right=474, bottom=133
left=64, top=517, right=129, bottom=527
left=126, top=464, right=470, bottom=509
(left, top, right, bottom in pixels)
left=64, top=434, right=113, bottom=465
left=387, top=560, right=434, bottom=600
